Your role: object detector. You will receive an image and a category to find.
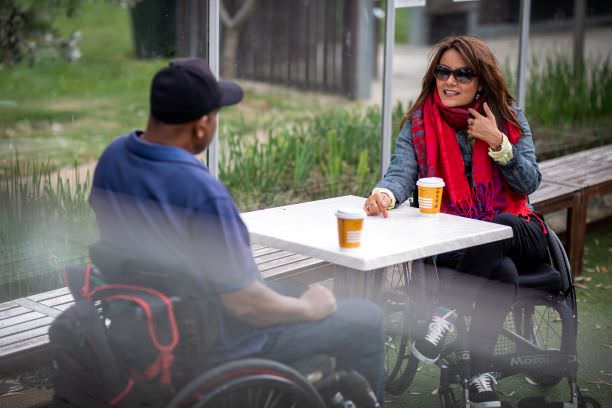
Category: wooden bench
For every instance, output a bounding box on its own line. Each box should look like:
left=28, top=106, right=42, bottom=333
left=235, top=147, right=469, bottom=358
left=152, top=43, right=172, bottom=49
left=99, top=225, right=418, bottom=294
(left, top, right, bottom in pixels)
left=530, top=144, right=612, bottom=275
left=0, top=244, right=333, bottom=375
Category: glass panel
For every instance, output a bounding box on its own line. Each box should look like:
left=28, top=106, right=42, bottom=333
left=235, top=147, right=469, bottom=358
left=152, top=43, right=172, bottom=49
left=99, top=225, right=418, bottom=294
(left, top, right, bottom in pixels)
left=221, top=0, right=381, bottom=211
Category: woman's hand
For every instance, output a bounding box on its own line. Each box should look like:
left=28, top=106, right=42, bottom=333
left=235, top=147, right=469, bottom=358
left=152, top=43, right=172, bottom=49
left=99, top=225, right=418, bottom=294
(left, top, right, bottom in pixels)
left=364, top=192, right=391, bottom=218
left=468, top=102, right=503, bottom=150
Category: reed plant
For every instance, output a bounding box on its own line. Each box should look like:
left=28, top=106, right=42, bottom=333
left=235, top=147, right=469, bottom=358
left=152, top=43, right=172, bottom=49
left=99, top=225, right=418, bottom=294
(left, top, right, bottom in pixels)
left=504, top=54, right=612, bottom=157
left=219, top=105, right=396, bottom=210
left=525, top=54, right=612, bottom=127
left=505, top=55, right=612, bottom=126
left=0, top=157, right=95, bottom=301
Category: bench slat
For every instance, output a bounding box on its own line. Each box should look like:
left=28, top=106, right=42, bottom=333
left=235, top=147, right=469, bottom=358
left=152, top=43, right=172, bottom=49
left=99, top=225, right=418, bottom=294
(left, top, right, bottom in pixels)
left=0, top=334, right=49, bottom=359
left=0, top=326, right=50, bottom=348
left=258, top=253, right=315, bottom=272
left=0, top=301, right=18, bottom=312
left=529, top=180, right=580, bottom=205
left=254, top=250, right=297, bottom=264
left=54, top=303, right=73, bottom=312
left=540, top=145, right=612, bottom=189
left=263, top=259, right=333, bottom=283
left=39, top=294, right=76, bottom=308
left=0, top=316, right=54, bottom=339
left=27, top=287, right=71, bottom=302
left=14, top=298, right=61, bottom=318
left=252, top=246, right=284, bottom=257
left=0, top=311, right=46, bottom=331
left=0, top=306, right=32, bottom=320
left=264, top=257, right=329, bottom=276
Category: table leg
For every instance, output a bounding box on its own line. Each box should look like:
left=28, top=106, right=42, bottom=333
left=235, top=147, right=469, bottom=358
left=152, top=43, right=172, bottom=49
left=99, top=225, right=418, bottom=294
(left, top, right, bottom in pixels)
left=333, top=265, right=384, bottom=300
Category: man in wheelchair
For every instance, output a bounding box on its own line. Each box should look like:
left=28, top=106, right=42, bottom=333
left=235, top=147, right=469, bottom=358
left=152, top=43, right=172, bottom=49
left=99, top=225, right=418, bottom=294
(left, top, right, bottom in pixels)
left=78, top=58, right=385, bottom=407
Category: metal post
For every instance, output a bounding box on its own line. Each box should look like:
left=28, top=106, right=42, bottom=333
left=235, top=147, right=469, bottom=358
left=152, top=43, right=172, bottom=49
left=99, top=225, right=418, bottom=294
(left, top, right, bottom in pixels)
left=207, top=0, right=220, bottom=178
left=517, top=0, right=531, bottom=110
left=573, top=0, right=586, bottom=74
left=380, top=0, right=395, bottom=178
left=354, top=0, right=373, bottom=100
left=188, top=0, right=198, bottom=57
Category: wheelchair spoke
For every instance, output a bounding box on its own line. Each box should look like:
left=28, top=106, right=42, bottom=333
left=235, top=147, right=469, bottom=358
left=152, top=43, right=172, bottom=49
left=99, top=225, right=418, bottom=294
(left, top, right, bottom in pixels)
left=262, top=388, right=279, bottom=408
left=532, top=305, right=562, bottom=349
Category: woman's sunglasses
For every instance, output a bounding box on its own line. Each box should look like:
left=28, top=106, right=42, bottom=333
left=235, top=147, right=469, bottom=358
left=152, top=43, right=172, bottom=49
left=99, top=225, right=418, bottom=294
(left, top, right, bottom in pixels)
left=434, top=64, right=476, bottom=84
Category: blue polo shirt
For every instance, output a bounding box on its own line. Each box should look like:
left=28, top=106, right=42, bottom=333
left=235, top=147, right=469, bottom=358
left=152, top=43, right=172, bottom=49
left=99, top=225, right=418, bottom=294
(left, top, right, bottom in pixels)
left=89, top=131, right=268, bottom=363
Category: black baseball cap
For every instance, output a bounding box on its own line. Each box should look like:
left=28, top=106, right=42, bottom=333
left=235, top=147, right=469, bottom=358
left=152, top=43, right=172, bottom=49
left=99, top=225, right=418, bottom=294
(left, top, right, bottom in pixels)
left=150, top=58, right=243, bottom=124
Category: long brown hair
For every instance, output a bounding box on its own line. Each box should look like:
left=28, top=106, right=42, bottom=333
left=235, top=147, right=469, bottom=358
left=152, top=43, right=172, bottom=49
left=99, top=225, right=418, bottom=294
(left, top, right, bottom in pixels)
left=407, top=36, right=519, bottom=128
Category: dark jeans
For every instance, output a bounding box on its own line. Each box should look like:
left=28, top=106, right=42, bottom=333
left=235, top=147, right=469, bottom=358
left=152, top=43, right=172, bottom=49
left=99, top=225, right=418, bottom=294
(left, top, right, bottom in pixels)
left=435, top=213, right=548, bottom=375
left=257, top=297, right=386, bottom=406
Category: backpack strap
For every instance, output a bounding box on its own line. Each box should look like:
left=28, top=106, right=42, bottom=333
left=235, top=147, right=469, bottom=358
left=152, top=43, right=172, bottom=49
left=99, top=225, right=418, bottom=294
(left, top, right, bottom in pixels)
left=109, top=377, right=135, bottom=406
left=63, top=263, right=93, bottom=300
left=89, top=284, right=180, bottom=385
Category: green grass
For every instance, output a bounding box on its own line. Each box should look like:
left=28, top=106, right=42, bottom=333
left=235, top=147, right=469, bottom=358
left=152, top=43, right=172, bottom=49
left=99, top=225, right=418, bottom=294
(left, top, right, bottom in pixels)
left=388, top=225, right=612, bottom=407
left=0, top=2, right=162, bottom=169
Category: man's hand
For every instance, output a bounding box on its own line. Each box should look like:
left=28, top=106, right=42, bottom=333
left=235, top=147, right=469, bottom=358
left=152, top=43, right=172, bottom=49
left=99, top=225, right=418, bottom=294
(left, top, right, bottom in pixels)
left=468, top=102, right=503, bottom=149
left=364, top=192, right=391, bottom=218
left=300, top=284, right=337, bottom=320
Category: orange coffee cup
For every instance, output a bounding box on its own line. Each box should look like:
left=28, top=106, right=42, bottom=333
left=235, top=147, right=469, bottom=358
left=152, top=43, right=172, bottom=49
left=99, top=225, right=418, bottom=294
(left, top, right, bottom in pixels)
left=335, top=207, right=366, bottom=250
left=417, top=177, right=445, bottom=215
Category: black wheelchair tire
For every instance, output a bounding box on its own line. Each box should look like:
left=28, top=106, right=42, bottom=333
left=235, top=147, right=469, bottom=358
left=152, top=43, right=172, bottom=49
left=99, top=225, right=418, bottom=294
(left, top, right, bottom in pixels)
left=382, top=288, right=421, bottom=395
left=524, top=373, right=563, bottom=388
left=167, top=358, right=326, bottom=408
left=385, top=333, right=420, bottom=396
left=579, top=395, right=602, bottom=408
left=381, top=261, right=432, bottom=396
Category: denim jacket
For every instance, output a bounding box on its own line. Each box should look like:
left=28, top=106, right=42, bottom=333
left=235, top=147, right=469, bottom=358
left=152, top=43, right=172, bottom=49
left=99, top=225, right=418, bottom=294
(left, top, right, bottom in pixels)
left=376, top=107, right=541, bottom=206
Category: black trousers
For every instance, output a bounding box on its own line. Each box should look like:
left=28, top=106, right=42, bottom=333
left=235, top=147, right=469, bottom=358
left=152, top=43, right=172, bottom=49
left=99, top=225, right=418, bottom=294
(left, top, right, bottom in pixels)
left=435, top=212, right=548, bottom=375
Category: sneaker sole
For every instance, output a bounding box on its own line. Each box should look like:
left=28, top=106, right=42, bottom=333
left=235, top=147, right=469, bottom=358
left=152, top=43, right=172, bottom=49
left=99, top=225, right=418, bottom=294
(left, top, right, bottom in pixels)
left=468, top=401, right=502, bottom=408
left=410, top=341, right=439, bottom=364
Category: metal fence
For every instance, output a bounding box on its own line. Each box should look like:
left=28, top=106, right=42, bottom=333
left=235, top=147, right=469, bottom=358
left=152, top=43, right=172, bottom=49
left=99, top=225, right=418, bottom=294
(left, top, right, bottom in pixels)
left=176, top=0, right=376, bottom=99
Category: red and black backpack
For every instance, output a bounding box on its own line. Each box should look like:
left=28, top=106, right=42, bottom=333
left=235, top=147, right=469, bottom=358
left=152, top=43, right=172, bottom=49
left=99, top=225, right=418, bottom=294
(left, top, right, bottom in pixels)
left=50, top=263, right=211, bottom=407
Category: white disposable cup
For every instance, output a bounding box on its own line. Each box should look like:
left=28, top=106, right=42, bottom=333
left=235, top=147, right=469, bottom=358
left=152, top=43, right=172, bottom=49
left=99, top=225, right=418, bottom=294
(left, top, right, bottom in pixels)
left=335, top=207, right=366, bottom=250
left=416, top=177, right=445, bottom=216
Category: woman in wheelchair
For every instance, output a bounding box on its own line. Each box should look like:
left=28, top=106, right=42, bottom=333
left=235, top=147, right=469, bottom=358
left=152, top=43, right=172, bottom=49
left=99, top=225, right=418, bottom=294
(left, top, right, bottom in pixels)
left=364, top=35, right=548, bottom=408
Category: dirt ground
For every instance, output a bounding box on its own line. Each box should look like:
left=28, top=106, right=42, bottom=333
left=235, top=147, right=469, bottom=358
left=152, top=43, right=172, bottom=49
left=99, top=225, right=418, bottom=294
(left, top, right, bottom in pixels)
left=0, top=388, right=52, bottom=408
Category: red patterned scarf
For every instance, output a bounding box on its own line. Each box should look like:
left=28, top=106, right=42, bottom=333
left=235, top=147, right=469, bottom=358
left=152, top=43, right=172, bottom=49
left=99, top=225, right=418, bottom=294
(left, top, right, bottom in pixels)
left=408, top=91, right=532, bottom=221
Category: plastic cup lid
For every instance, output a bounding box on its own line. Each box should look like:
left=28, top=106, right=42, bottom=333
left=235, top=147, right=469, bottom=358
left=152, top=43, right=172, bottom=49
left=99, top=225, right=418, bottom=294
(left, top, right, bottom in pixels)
left=335, top=207, right=366, bottom=219
left=417, top=177, right=445, bottom=187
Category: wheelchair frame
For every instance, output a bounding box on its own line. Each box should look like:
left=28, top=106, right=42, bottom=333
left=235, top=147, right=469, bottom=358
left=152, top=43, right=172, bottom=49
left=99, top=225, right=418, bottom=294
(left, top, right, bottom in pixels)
left=381, top=229, right=599, bottom=407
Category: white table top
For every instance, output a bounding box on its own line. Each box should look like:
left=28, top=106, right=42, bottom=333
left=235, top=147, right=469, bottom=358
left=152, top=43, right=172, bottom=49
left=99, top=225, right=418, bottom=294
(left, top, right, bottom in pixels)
left=241, top=195, right=513, bottom=271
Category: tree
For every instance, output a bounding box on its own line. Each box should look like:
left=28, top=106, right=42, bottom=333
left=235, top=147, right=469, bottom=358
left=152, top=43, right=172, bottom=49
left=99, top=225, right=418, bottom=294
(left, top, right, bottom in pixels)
left=220, top=0, right=257, bottom=78
left=0, top=0, right=134, bottom=67
left=0, top=0, right=79, bottom=66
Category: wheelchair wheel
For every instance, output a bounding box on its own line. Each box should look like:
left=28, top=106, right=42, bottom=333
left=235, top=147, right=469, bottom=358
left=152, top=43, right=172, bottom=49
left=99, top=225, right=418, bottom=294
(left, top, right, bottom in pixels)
left=167, top=358, right=326, bottom=408
left=381, top=263, right=423, bottom=395
left=579, top=395, right=602, bottom=408
left=503, top=300, right=569, bottom=387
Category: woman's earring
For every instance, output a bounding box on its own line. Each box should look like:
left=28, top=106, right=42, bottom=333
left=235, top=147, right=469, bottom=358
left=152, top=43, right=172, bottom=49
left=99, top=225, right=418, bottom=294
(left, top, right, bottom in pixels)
left=475, top=92, right=481, bottom=100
